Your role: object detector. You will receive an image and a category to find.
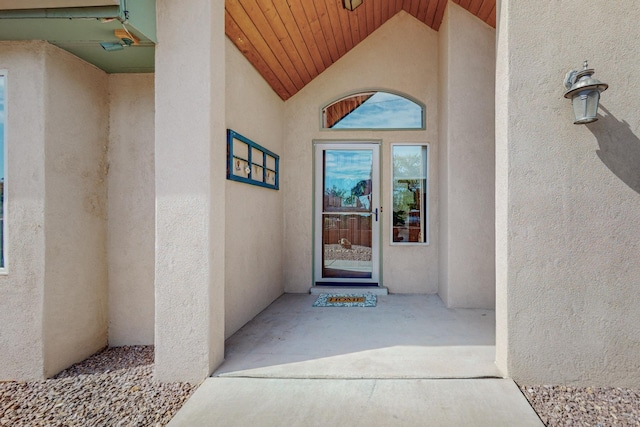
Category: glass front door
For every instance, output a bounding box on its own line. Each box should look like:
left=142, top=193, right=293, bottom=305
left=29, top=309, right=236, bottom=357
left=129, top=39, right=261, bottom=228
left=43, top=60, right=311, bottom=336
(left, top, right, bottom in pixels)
left=314, top=143, right=380, bottom=285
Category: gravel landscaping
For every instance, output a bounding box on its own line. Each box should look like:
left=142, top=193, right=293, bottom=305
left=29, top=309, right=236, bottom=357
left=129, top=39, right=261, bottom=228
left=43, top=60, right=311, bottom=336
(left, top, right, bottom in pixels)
left=0, top=346, right=197, bottom=427
left=520, top=384, right=640, bottom=426
left=1, top=346, right=639, bottom=426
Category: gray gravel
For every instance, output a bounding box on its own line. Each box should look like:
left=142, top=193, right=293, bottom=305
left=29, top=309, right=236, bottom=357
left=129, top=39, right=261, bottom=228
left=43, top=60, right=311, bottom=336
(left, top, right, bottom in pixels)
left=0, top=346, right=197, bottom=427
left=2, top=347, right=639, bottom=426
left=520, top=384, right=640, bottom=426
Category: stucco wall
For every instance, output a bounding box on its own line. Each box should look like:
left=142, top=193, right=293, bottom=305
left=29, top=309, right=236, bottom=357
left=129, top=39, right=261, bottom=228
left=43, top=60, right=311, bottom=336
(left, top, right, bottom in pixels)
left=438, top=3, right=495, bottom=309
left=154, top=0, right=226, bottom=383
left=225, top=38, right=284, bottom=338
left=0, top=42, right=47, bottom=380
left=108, top=74, right=155, bottom=346
left=438, top=7, right=450, bottom=306
left=496, top=0, right=640, bottom=386
left=283, top=11, right=439, bottom=293
left=42, top=44, right=109, bottom=377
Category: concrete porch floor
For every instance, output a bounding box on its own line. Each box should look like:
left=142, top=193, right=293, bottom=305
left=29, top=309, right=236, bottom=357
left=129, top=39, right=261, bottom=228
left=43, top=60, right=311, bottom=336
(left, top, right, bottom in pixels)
left=216, top=293, right=501, bottom=379
left=169, top=294, right=543, bottom=426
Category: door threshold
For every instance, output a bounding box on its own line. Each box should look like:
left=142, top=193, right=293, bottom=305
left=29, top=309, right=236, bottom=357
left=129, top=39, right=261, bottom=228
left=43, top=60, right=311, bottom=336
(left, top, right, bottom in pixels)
left=310, top=286, right=389, bottom=295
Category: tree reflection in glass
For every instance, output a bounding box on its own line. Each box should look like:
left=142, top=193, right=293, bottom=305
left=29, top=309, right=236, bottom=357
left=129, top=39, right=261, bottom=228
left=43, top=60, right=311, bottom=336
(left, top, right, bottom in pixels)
left=392, top=145, right=428, bottom=243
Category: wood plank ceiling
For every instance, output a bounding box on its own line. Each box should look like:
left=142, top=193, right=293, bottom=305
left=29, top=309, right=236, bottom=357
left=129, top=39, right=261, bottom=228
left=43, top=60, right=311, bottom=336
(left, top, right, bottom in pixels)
left=225, top=0, right=496, bottom=100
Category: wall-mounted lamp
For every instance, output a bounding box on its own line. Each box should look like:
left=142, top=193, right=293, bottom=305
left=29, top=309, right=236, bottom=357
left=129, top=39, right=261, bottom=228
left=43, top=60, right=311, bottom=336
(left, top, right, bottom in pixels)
left=343, top=0, right=363, bottom=11
left=563, top=60, right=608, bottom=124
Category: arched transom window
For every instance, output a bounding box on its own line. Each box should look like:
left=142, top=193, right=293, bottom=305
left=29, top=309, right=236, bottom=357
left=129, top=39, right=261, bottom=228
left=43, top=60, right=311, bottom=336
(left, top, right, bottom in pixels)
left=322, top=91, right=424, bottom=130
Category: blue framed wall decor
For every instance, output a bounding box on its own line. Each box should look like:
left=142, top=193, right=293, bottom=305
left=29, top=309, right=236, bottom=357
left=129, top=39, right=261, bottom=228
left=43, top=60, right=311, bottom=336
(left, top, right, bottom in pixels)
left=227, top=129, right=279, bottom=190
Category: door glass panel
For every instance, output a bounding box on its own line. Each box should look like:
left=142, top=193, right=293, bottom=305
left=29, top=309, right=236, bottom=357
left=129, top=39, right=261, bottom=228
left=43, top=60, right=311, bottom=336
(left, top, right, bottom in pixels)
left=323, top=150, right=372, bottom=212
left=322, top=214, right=372, bottom=278
left=322, top=150, right=373, bottom=279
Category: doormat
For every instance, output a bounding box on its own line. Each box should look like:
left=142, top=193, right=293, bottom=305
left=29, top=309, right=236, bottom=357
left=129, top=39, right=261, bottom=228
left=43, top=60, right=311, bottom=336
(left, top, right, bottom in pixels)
left=313, top=293, right=377, bottom=307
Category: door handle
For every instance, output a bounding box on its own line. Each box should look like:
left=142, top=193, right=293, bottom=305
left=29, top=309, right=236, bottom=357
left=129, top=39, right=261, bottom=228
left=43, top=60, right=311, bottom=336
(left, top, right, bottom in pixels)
left=374, top=208, right=379, bottom=222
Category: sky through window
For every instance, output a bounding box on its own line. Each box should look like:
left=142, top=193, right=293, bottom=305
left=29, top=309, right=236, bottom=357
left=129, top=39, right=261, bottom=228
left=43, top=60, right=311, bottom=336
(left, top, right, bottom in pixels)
left=326, top=91, right=423, bottom=129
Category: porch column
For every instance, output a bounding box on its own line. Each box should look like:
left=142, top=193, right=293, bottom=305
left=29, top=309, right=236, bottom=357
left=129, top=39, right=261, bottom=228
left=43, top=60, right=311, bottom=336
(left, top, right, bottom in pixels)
left=438, top=2, right=496, bottom=309
left=154, top=0, right=226, bottom=382
left=496, top=0, right=640, bottom=386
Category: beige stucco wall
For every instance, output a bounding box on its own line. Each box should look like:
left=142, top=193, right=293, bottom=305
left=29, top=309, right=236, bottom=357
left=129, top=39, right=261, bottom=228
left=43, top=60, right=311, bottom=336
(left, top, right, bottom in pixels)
left=154, top=0, right=226, bottom=383
left=225, top=38, right=284, bottom=338
left=0, top=42, right=47, bottom=380
left=496, top=0, right=640, bottom=386
left=0, top=42, right=109, bottom=380
left=42, top=43, right=109, bottom=377
left=438, top=8, right=450, bottom=305
left=283, top=11, right=439, bottom=293
left=438, top=3, right=495, bottom=309
left=108, top=74, right=155, bottom=346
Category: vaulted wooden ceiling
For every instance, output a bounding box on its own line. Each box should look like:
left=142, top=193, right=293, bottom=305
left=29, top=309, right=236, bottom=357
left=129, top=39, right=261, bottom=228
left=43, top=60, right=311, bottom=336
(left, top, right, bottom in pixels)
left=225, top=0, right=496, bottom=100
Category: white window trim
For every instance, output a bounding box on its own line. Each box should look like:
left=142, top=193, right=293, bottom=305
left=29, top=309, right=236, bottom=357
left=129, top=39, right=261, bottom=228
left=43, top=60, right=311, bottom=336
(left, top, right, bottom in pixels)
left=389, top=142, right=430, bottom=246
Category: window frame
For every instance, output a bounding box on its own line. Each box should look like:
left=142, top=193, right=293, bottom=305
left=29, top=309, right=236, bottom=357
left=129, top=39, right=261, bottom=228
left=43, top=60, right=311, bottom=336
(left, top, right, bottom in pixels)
left=226, top=129, right=280, bottom=190
left=390, top=142, right=429, bottom=246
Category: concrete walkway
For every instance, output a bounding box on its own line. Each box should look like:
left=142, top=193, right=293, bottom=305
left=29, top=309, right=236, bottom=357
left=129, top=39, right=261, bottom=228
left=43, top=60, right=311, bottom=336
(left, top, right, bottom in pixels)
left=169, top=294, right=543, bottom=426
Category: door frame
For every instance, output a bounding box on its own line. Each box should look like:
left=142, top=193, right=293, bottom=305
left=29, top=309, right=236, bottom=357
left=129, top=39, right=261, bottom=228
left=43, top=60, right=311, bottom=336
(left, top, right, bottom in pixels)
left=313, top=140, right=382, bottom=286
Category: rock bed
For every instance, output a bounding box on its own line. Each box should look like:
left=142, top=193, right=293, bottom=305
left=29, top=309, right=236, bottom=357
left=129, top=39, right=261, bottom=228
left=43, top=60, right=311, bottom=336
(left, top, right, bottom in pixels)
left=2, top=347, right=639, bottom=426
left=520, top=384, right=640, bottom=426
left=0, top=346, right=197, bottom=427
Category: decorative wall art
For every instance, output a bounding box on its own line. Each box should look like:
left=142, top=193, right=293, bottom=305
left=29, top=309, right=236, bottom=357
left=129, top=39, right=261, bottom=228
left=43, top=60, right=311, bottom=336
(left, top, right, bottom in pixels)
left=227, top=129, right=279, bottom=190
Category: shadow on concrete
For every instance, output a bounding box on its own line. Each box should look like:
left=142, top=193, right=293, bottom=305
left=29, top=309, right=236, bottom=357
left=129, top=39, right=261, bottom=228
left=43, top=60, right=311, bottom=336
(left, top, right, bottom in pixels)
left=587, top=105, right=640, bottom=194
left=214, top=294, right=500, bottom=379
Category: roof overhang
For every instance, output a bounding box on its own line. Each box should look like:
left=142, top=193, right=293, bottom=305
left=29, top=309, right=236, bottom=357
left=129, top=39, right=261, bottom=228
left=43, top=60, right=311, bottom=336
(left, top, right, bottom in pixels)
left=0, top=0, right=155, bottom=73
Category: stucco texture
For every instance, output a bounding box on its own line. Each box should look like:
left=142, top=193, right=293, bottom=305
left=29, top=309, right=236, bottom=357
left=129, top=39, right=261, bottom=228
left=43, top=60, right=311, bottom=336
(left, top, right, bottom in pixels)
left=496, top=0, right=640, bottom=386
left=108, top=74, right=155, bottom=346
left=438, top=3, right=496, bottom=309
left=0, top=42, right=48, bottom=380
left=283, top=11, right=440, bottom=294
left=154, top=0, right=226, bottom=383
left=0, top=42, right=109, bottom=380
left=225, top=38, right=284, bottom=339
left=42, top=44, right=109, bottom=377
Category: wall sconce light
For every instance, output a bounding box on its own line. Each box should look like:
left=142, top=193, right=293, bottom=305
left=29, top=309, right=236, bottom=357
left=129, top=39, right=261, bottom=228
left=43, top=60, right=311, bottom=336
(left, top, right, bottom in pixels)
left=343, top=0, right=363, bottom=11
left=563, top=60, right=608, bottom=124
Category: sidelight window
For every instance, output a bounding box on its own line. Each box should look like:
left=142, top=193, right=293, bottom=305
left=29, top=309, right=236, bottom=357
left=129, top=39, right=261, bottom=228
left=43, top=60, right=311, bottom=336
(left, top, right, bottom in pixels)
left=391, top=144, right=428, bottom=244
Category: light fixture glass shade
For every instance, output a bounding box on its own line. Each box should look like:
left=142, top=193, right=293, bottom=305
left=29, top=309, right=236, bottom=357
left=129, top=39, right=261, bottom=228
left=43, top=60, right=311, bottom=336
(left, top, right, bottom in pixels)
left=571, top=90, right=600, bottom=124
left=343, top=0, right=363, bottom=11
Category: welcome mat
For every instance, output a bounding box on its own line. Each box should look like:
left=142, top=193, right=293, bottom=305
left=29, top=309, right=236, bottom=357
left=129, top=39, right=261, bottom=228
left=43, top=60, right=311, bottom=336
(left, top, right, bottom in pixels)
left=313, top=293, right=377, bottom=307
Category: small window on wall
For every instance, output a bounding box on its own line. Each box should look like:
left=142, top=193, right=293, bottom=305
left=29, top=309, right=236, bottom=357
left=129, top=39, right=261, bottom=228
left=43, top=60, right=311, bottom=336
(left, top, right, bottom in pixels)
left=392, top=144, right=428, bottom=244
left=322, top=91, right=424, bottom=130
left=0, top=72, right=6, bottom=268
